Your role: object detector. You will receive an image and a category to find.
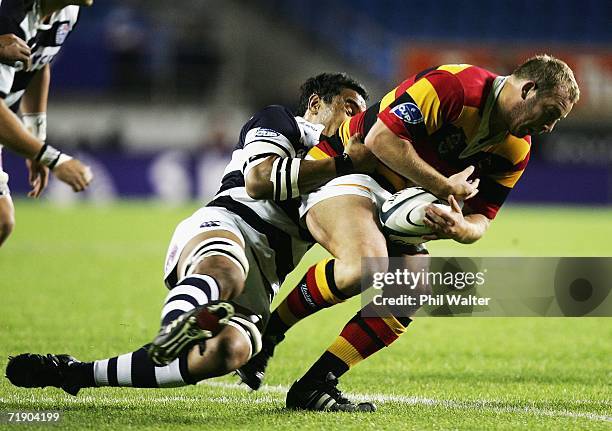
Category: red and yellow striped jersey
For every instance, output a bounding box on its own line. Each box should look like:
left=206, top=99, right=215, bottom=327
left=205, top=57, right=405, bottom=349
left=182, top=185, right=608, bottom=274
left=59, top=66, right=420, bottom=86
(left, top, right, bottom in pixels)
left=309, top=64, right=531, bottom=219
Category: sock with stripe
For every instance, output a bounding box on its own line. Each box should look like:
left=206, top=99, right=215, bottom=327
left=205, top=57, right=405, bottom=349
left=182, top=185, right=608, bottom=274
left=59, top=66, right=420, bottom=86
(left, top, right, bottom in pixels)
left=79, top=274, right=223, bottom=388
left=88, top=343, right=196, bottom=388
left=299, top=302, right=412, bottom=383
left=265, top=258, right=348, bottom=338
left=160, top=274, right=221, bottom=326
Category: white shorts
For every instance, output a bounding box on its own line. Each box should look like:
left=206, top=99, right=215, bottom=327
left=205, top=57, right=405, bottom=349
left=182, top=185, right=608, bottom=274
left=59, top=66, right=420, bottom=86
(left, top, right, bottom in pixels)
left=0, top=169, right=9, bottom=196
left=300, top=174, right=392, bottom=218
left=300, top=174, right=428, bottom=256
left=163, top=206, right=280, bottom=305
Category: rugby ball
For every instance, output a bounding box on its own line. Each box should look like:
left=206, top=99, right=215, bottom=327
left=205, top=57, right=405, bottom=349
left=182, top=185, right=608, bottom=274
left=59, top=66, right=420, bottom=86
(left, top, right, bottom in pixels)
left=380, top=187, right=451, bottom=245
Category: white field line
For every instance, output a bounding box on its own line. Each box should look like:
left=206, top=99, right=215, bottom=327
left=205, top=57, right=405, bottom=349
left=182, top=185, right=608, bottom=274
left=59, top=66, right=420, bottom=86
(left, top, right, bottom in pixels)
left=1, top=382, right=610, bottom=423
left=202, top=381, right=612, bottom=423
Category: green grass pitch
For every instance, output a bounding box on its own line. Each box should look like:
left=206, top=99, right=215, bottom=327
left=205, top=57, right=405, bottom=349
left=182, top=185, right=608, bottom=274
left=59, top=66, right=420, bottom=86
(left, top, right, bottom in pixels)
left=0, top=200, right=611, bottom=430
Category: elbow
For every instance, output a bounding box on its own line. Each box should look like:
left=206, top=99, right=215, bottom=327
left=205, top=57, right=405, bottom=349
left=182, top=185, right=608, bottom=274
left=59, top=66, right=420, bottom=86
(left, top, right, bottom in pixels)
left=244, top=170, right=272, bottom=199
left=245, top=180, right=269, bottom=200
left=244, top=157, right=276, bottom=199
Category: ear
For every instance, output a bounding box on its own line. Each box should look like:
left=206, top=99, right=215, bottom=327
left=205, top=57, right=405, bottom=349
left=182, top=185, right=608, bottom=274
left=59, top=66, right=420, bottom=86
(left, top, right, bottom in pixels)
left=307, top=93, right=320, bottom=114
left=521, top=81, right=536, bottom=100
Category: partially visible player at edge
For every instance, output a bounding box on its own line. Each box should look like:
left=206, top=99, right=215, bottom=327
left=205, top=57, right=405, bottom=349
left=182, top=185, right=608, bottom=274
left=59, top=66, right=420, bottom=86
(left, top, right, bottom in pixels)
left=6, top=73, right=384, bottom=412
left=236, top=55, right=580, bottom=407
left=0, top=0, right=94, bottom=247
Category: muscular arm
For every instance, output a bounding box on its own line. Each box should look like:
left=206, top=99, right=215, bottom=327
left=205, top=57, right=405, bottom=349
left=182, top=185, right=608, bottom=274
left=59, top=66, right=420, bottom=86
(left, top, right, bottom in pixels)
left=455, top=213, right=491, bottom=243
left=423, top=196, right=491, bottom=244
left=245, top=134, right=375, bottom=200
left=0, top=65, right=50, bottom=159
left=0, top=98, right=44, bottom=159
left=365, top=119, right=453, bottom=197
left=245, top=156, right=339, bottom=199
left=20, top=64, right=49, bottom=114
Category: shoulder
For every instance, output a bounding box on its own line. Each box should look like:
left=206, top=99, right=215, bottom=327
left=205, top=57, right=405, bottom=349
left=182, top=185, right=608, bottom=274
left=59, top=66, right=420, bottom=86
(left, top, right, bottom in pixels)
left=245, top=105, right=300, bottom=140
left=447, top=65, right=498, bottom=109
left=409, top=66, right=469, bottom=121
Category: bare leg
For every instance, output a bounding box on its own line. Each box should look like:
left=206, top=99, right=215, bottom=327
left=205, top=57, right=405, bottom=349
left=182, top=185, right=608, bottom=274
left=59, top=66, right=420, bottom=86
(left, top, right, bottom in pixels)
left=306, top=194, right=389, bottom=296
left=0, top=194, right=15, bottom=247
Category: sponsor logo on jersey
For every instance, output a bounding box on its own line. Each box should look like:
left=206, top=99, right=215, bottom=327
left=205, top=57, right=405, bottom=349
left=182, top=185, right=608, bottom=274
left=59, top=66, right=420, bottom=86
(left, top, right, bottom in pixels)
left=255, top=128, right=280, bottom=138
left=391, top=102, right=423, bottom=125
left=55, top=23, right=70, bottom=45
left=200, top=221, right=221, bottom=228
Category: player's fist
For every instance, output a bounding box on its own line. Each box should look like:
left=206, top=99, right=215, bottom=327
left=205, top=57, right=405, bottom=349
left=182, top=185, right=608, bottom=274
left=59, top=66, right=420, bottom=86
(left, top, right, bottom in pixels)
left=52, top=159, right=93, bottom=192
left=446, top=165, right=479, bottom=201
left=0, top=34, right=31, bottom=67
left=346, top=134, right=377, bottom=173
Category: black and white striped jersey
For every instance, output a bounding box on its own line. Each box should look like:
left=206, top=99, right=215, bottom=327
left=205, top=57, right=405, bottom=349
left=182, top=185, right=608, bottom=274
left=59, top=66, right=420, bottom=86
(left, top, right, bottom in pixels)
left=207, top=105, right=324, bottom=285
left=0, top=0, right=80, bottom=108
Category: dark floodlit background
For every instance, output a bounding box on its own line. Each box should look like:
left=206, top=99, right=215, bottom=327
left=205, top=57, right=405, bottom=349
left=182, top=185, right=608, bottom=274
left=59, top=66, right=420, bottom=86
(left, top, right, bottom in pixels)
left=4, top=0, right=612, bottom=205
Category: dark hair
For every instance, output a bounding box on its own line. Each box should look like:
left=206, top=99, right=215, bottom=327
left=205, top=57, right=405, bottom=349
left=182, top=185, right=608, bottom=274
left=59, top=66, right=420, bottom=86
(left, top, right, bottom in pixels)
left=512, top=54, right=580, bottom=103
left=297, top=73, right=368, bottom=115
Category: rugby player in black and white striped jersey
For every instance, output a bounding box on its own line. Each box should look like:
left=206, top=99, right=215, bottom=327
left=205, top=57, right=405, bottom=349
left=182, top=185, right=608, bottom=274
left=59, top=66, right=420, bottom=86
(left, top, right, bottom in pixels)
left=0, top=0, right=93, bottom=246
left=6, top=73, right=377, bottom=411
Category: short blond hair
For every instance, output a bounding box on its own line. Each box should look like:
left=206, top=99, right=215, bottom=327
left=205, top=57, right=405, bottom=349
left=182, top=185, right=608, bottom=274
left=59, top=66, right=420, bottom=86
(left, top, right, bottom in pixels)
left=512, top=54, right=580, bottom=103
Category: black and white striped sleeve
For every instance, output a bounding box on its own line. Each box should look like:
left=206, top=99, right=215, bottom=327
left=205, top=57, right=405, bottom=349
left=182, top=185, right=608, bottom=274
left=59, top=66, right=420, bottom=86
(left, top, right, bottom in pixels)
left=241, top=105, right=300, bottom=178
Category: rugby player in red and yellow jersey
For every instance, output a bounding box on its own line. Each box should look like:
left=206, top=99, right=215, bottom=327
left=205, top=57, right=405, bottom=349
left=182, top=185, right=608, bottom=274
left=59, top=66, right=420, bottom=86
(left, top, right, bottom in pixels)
left=237, top=55, right=580, bottom=411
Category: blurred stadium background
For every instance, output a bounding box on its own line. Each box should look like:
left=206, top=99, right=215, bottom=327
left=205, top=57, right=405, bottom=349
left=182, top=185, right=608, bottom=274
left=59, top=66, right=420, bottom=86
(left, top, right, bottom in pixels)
left=3, top=0, right=611, bottom=206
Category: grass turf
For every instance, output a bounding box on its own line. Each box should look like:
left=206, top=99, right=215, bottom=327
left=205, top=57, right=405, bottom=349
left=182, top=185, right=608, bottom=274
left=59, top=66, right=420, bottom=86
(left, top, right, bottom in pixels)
left=0, top=200, right=610, bottom=430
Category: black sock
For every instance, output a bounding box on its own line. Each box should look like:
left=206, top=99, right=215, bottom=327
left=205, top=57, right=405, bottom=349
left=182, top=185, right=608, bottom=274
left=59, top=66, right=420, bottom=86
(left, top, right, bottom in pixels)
left=298, top=351, right=349, bottom=384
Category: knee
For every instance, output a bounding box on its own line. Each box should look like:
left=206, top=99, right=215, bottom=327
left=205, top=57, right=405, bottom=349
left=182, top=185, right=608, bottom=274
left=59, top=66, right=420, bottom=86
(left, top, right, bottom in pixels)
left=213, top=330, right=251, bottom=374
left=335, top=258, right=363, bottom=293
left=335, top=242, right=389, bottom=294
left=193, top=256, right=245, bottom=299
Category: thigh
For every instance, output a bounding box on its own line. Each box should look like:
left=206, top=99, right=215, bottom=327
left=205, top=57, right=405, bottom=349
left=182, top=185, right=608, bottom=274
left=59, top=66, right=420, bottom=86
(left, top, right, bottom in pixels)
left=164, top=207, right=246, bottom=288
left=164, top=207, right=272, bottom=325
left=306, top=194, right=388, bottom=259
left=231, top=243, right=272, bottom=328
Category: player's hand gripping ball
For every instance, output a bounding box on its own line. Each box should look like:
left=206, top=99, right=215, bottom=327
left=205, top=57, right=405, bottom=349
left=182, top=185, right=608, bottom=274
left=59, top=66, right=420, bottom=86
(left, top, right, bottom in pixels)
left=380, top=187, right=453, bottom=245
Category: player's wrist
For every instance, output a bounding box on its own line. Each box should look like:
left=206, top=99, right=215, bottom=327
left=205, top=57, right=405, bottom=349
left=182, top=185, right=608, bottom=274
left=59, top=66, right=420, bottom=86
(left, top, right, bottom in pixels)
left=439, top=180, right=458, bottom=200
left=34, top=144, right=73, bottom=170
left=22, top=112, right=47, bottom=141
left=454, top=221, right=478, bottom=244
left=334, top=153, right=354, bottom=176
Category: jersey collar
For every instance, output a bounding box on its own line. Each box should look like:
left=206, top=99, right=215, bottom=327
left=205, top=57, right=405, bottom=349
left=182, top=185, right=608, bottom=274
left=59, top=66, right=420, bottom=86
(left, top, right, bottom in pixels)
left=460, top=75, right=508, bottom=159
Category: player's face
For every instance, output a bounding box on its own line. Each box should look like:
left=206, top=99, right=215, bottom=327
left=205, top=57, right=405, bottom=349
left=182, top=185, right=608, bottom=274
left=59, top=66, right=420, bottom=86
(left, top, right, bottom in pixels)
left=508, top=89, right=573, bottom=138
left=318, top=88, right=367, bottom=133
